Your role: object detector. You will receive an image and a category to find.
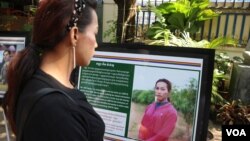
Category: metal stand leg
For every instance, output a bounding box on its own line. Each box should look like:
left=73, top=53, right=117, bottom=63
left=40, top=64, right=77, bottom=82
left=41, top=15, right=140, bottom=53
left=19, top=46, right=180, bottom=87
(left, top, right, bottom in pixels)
left=1, top=107, right=10, bottom=141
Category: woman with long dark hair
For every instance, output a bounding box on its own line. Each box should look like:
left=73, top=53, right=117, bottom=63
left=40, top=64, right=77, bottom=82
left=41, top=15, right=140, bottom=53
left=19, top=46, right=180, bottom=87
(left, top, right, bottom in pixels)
left=3, top=0, right=105, bottom=140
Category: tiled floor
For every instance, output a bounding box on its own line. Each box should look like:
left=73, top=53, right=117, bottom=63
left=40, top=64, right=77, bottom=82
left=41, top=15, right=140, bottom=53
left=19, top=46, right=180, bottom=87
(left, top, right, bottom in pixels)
left=0, top=106, right=15, bottom=141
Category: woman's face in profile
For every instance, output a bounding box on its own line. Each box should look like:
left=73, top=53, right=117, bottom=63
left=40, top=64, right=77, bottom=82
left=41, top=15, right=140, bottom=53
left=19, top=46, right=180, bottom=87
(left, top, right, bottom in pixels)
left=155, top=81, right=169, bottom=102
left=76, top=9, right=98, bottom=67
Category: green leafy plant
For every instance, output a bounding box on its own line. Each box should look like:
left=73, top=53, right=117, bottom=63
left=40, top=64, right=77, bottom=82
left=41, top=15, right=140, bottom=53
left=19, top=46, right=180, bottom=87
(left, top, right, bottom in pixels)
left=213, top=52, right=243, bottom=96
left=147, top=24, right=171, bottom=46
left=210, top=53, right=244, bottom=121
left=103, top=20, right=117, bottom=43
left=148, top=30, right=237, bottom=49
left=215, top=52, right=243, bottom=74
left=144, top=0, right=235, bottom=48
left=150, top=0, right=220, bottom=34
left=211, top=69, right=228, bottom=105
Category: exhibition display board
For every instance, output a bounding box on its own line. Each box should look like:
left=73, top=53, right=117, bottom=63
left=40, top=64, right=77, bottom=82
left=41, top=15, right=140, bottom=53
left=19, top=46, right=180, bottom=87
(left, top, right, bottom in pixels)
left=78, top=43, right=215, bottom=141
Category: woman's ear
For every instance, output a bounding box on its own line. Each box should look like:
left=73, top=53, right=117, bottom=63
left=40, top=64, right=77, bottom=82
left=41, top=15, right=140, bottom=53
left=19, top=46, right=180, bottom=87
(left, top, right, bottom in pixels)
left=69, top=27, right=79, bottom=46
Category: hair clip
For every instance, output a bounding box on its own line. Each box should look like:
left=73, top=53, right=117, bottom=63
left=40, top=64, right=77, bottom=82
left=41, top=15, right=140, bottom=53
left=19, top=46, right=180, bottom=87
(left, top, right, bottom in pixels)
left=66, top=0, right=86, bottom=31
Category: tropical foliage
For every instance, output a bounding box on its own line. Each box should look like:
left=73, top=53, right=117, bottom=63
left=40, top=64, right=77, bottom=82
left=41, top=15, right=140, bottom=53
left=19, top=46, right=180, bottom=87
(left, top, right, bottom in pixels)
left=149, top=0, right=220, bottom=34
left=212, top=52, right=243, bottom=104
left=210, top=52, right=243, bottom=121
left=145, top=0, right=235, bottom=48
left=148, top=31, right=237, bottom=48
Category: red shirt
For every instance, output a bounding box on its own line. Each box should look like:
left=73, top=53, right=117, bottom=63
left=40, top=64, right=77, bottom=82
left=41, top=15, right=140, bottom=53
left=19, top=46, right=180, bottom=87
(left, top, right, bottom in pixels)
left=138, top=102, right=177, bottom=141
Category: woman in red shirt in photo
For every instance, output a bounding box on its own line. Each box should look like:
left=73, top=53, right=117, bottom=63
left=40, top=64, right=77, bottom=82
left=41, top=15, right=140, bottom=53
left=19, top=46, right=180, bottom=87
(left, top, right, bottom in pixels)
left=139, top=78, right=177, bottom=141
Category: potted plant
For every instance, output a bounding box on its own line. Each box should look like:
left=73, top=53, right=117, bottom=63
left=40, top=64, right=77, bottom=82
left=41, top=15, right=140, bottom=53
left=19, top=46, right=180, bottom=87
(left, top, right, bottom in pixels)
left=217, top=99, right=250, bottom=125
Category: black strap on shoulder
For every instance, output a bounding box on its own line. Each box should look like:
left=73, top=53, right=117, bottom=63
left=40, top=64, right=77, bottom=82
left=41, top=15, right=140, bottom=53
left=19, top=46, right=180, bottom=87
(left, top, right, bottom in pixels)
left=17, top=87, right=76, bottom=141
